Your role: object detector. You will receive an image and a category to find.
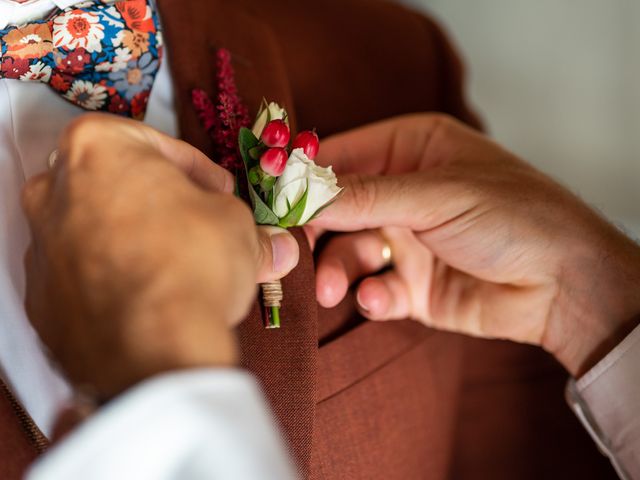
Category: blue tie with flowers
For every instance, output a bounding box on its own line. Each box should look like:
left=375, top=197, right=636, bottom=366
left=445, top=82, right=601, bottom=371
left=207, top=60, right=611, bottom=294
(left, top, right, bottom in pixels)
left=0, top=0, right=163, bottom=119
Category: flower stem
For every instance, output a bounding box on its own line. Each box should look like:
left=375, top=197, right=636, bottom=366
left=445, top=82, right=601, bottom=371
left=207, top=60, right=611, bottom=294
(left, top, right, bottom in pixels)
left=264, top=306, right=281, bottom=329
left=261, top=280, right=283, bottom=329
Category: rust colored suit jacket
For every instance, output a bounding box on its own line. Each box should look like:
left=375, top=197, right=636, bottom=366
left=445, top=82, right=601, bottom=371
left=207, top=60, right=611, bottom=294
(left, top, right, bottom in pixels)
left=0, top=0, right=616, bottom=479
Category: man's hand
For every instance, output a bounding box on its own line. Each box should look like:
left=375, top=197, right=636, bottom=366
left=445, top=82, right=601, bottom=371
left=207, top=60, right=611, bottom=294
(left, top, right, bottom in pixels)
left=22, top=114, right=299, bottom=398
left=311, top=114, right=640, bottom=377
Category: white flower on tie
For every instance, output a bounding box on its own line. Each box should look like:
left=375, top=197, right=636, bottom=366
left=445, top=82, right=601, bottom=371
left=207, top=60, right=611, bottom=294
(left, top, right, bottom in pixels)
left=20, top=62, right=52, bottom=82
left=95, top=47, right=133, bottom=72
left=52, top=10, right=105, bottom=53
left=156, top=30, right=164, bottom=48
left=64, top=80, right=108, bottom=110
left=100, top=6, right=125, bottom=28
left=111, top=29, right=125, bottom=48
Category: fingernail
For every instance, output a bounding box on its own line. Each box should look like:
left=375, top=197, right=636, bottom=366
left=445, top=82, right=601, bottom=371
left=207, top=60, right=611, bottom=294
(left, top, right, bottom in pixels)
left=270, top=232, right=298, bottom=274
left=356, top=290, right=370, bottom=313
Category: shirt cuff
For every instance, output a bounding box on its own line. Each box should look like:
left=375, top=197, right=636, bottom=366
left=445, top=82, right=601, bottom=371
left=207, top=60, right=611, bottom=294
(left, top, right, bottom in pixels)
left=26, top=369, right=297, bottom=480
left=567, top=323, right=640, bottom=480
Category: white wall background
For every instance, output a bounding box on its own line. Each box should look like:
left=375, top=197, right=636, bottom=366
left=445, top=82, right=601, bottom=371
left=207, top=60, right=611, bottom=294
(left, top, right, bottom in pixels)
left=398, top=0, right=640, bottom=237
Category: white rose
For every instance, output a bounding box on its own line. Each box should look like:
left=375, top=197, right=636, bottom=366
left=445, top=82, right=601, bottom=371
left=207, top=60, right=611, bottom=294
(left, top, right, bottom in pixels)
left=273, top=148, right=342, bottom=226
left=252, top=101, right=288, bottom=138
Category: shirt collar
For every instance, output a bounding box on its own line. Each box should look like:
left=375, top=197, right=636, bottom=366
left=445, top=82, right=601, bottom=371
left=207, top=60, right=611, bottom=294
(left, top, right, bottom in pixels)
left=52, top=0, right=84, bottom=7
left=0, top=0, right=89, bottom=29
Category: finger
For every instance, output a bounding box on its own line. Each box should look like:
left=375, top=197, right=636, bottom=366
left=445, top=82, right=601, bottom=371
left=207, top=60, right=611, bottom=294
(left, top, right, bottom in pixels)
left=21, top=173, right=52, bottom=228
left=141, top=128, right=235, bottom=193
left=317, top=114, right=446, bottom=175
left=302, top=225, right=325, bottom=251
left=315, top=231, right=392, bottom=308
left=60, top=115, right=235, bottom=193
left=311, top=172, right=471, bottom=233
left=356, top=271, right=412, bottom=321
left=254, top=226, right=300, bottom=283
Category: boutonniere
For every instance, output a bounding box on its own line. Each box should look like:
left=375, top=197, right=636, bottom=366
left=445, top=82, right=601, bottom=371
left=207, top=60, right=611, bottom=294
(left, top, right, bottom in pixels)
left=240, top=101, right=342, bottom=328
left=193, top=49, right=342, bottom=329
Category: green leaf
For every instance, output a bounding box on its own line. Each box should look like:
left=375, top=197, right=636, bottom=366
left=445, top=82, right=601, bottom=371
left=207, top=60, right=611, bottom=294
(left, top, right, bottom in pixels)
left=238, top=127, right=260, bottom=171
left=238, top=128, right=279, bottom=225
left=267, top=189, right=274, bottom=209
left=278, top=181, right=309, bottom=228
left=250, top=187, right=280, bottom=225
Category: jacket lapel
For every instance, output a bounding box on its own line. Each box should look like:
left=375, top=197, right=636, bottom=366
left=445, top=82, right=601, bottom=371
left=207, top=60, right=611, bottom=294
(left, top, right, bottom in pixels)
left=0, top=377, right=43, bottom=480
left=156, top=0, right=317, bottom=475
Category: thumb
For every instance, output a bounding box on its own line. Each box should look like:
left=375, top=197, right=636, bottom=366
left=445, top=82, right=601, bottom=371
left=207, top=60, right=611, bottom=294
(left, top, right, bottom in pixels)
left=255, top=227, right=300, bottom=283
left=140, top=126, right=235, bottom=194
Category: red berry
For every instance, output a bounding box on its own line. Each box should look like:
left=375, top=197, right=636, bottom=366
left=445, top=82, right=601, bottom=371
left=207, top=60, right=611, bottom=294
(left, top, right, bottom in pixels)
left=261, top=120, right=290, bottom=148
left=292, top=130, right=320, bottom=159
left=260, top=148, right=288, bottom=177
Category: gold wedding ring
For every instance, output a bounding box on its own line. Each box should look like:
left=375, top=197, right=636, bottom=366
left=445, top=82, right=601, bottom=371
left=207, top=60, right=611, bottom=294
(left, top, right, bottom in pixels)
left=379, top=232, right=393, bottom=266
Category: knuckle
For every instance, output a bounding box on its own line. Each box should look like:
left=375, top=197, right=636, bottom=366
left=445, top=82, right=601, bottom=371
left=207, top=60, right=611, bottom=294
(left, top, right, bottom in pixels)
left=61, top=114, right=109, bottom=167
left=425, top=113, right=457, bottom=139
left=64, top=114, right=103, bottom=144
left=348, top=174, right=377, bottom=218
left=426, top=112, right=456, bottom=126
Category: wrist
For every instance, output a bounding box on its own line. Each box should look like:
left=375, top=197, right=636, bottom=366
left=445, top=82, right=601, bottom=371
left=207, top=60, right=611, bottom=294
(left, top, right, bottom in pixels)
left=80, top=305, right=239, bottom=399
left=544, top=228, right=640, bottom=377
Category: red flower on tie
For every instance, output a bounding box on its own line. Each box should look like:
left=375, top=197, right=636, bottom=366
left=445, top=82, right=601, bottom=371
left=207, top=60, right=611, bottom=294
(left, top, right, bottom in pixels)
left=116, top=0, right=156, bottom=33
left=56, top=48, right=91, bottom=74
left=50, top=73, right=72, bottom=92
left=131, top=90, right=150, bottom=119
left=1, top=57, right=30, bottom=79
left=108, top=94, right=130, bottom=115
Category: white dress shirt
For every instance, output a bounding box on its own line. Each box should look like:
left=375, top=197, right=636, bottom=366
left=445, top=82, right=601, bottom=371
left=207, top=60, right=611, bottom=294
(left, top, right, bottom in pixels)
left=0, top=0, right=79, bottom=29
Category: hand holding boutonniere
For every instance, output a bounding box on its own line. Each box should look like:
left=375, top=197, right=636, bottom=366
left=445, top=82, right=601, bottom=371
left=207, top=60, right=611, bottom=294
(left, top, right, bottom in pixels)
left=240, top=101, right=342, bottom=328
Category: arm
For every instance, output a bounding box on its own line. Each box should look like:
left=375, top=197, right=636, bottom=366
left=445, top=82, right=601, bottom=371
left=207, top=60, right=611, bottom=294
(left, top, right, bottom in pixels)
left=311, top=114, right=640, bottom=475
left=27, top=370, right=297, bottom=480
left=21, top=114, right=300, bottom=478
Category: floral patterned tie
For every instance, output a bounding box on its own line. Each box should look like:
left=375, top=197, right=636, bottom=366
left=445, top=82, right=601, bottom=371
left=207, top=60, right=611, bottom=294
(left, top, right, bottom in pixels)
left=0, top=0, right=163, bottom=119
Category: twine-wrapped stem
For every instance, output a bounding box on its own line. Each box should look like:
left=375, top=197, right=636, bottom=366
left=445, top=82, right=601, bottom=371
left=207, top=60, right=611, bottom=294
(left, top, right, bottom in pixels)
left=261, top=280, right=283, bottom=328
